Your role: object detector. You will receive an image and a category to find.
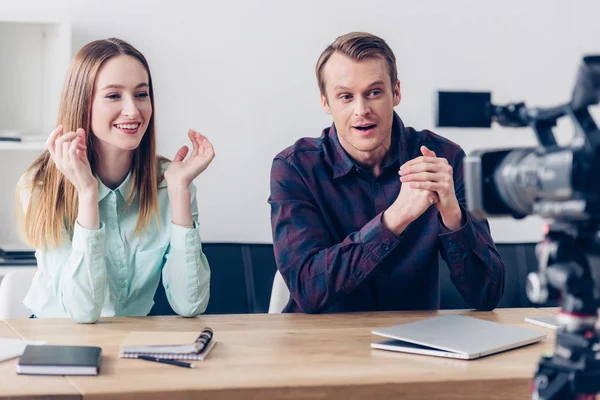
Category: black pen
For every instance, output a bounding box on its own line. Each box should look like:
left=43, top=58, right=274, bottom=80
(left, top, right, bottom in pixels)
left=137, top=355, right=195, bottom=368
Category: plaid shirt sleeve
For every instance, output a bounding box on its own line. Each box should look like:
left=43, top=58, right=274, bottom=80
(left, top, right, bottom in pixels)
left=269, top=157, right=402, bottom=314
left=437, top=149, right=505, bottom=310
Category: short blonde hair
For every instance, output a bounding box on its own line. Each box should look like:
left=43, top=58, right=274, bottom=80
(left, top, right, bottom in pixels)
left=316, top=32, right=398, bottom=98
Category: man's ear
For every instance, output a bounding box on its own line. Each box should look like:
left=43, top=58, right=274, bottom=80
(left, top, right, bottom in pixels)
left=393, top=80, right=401, bottom=107
left=320, top=92, right=332, bottom=115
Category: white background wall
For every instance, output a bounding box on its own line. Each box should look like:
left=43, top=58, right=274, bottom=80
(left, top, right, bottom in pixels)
left=1, top=0, right=599, bottom=245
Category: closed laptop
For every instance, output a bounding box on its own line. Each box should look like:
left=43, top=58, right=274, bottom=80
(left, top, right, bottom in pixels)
left=371, top=314, right=546, bottom=360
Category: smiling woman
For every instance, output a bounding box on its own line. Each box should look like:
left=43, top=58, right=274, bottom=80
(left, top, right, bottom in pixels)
left=14, top=38, right=214, bottom=323
left=92, top=57, right=152, bottom=155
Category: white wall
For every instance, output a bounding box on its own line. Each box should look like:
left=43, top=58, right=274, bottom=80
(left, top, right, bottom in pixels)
left=1, top=0, right=599, bottom=245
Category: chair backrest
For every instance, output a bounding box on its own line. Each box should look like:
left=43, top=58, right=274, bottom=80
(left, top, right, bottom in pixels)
left=268, top=270, right=290, bottom=313
left=150, top=243, right=279, bottom=315
left=0, top=269, right=37, bottom=319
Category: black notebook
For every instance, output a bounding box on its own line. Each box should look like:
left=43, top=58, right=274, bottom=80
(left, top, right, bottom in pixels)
left=16, top=345, right=102, bottom=376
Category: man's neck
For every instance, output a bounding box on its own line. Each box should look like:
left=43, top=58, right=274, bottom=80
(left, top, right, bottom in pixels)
left=339, top=134, right=392, bottom=178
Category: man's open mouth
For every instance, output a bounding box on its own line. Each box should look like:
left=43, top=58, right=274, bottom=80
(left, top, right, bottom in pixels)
left=354, top=124, right=377, bottom=131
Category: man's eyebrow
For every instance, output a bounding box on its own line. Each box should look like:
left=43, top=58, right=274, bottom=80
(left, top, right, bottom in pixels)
left=101, top=83, right=149, bottom=90
left=332, top=81, right=386, bottom=91
left=333, top=85, right=349, bottom=91
left=367, top=80, right=386, bottom=87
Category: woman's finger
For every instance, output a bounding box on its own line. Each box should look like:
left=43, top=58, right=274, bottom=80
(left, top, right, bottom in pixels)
left=205, top=138, right=215, bottom=158
left=188, top=130, right=200, bottom=157
left=54, top=134, right=65, bottom=160
left=62, top=141, right=70, bottom=164
left=173, top=145, right=189, bottom=162
left=46, top=125, right=63, bottom=155
left=76, top=128, right=85, bottom=139
left=197, top=133, right=214, bottom=157
left=68, top=136, right=80, bottom=164
left=188, top=130, right=199, bottom=150
left=55, top=131, right=79, bottom=159
left=193, top=131, right=209, bottom=141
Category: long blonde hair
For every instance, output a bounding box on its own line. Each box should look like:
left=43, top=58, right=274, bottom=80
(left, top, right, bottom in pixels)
left=16, top=38, right=165, bottom=249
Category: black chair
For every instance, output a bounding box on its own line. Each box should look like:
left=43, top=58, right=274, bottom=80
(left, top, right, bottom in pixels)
left=247, top=244, right=278, bottom=313
left=203, top=243, right=252, bottom=314
left=148, top=274, right=177, bottom=316
left=149, top=243, right=250, bottom=316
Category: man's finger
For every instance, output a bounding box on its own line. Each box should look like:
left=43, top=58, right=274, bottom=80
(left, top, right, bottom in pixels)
left=409, top=181, right=443, bottom=192
left=399, top=162, right=443, bottom=175
left=420, top=145, right=436, bottom=158
left=401, top=171, right=441, bottom=183
left=401, top=156, right=439, bottom=170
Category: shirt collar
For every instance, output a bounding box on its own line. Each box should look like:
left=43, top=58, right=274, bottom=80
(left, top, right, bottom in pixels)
left=330, top=111, right=406, bottom=179
left=96, top=169, right=133, bottom=202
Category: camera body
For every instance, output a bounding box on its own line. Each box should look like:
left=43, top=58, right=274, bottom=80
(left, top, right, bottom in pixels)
left=465, top=120, right=600, bottom=223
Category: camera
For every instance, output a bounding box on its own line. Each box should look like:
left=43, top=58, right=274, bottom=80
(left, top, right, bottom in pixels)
left=437, top=55, right=600, bottom=400
left=437, top=56, right=600, bottom=222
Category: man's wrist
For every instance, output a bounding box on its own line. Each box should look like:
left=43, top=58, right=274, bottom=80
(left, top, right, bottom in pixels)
left=382, top=207, right=413, bottom=236
left=439, top=204, right=464, bottom=231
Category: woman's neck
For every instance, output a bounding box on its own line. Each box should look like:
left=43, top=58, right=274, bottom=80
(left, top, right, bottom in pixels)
left=94, top=142, right=134, bottom=190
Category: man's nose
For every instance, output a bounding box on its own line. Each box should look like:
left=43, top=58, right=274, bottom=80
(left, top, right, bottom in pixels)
left=354, top=97, right=371, bottom=116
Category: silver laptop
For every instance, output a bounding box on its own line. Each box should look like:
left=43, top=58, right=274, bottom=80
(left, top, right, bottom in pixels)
left=371, top=314, right=546, bottom=360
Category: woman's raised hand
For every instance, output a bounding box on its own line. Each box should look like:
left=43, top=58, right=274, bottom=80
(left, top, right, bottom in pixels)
left=46, top=125, right=97, bottom=195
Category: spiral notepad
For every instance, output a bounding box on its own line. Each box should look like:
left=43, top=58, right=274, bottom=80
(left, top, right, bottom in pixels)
left=119, top=328, right=216, bottom=361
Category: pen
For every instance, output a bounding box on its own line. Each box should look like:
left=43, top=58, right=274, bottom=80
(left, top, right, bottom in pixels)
left=137, top=355, right=195, bottom=368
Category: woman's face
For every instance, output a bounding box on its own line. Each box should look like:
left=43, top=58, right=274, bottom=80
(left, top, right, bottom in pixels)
left=90, top=55, right=152, bottom=153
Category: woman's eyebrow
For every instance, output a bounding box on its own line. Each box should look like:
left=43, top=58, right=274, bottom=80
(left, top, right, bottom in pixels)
left=101, top=82, right=149, bottom=90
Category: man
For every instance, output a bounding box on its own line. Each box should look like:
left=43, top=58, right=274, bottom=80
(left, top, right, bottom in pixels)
left=268, top=32, right=504, bottom=313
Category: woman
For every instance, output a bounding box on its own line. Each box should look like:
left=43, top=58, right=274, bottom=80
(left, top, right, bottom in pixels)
left=16, top=38, right=213, bottom=323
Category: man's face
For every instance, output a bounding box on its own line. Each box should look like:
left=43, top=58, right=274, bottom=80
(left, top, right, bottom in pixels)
left=320, top=52, right=400, bottom=161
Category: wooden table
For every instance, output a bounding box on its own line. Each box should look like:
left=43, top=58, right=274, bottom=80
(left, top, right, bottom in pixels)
left=1, top=308, right=559, bottom=400
left=0, top=320, right=80, bottom=399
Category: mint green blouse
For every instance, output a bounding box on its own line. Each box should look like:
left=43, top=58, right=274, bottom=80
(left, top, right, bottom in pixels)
left=23, top=163, right=211, bottom=323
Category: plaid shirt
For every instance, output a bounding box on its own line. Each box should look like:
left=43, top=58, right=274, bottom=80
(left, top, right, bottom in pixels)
left=269, top=113, right=505, bottom=313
